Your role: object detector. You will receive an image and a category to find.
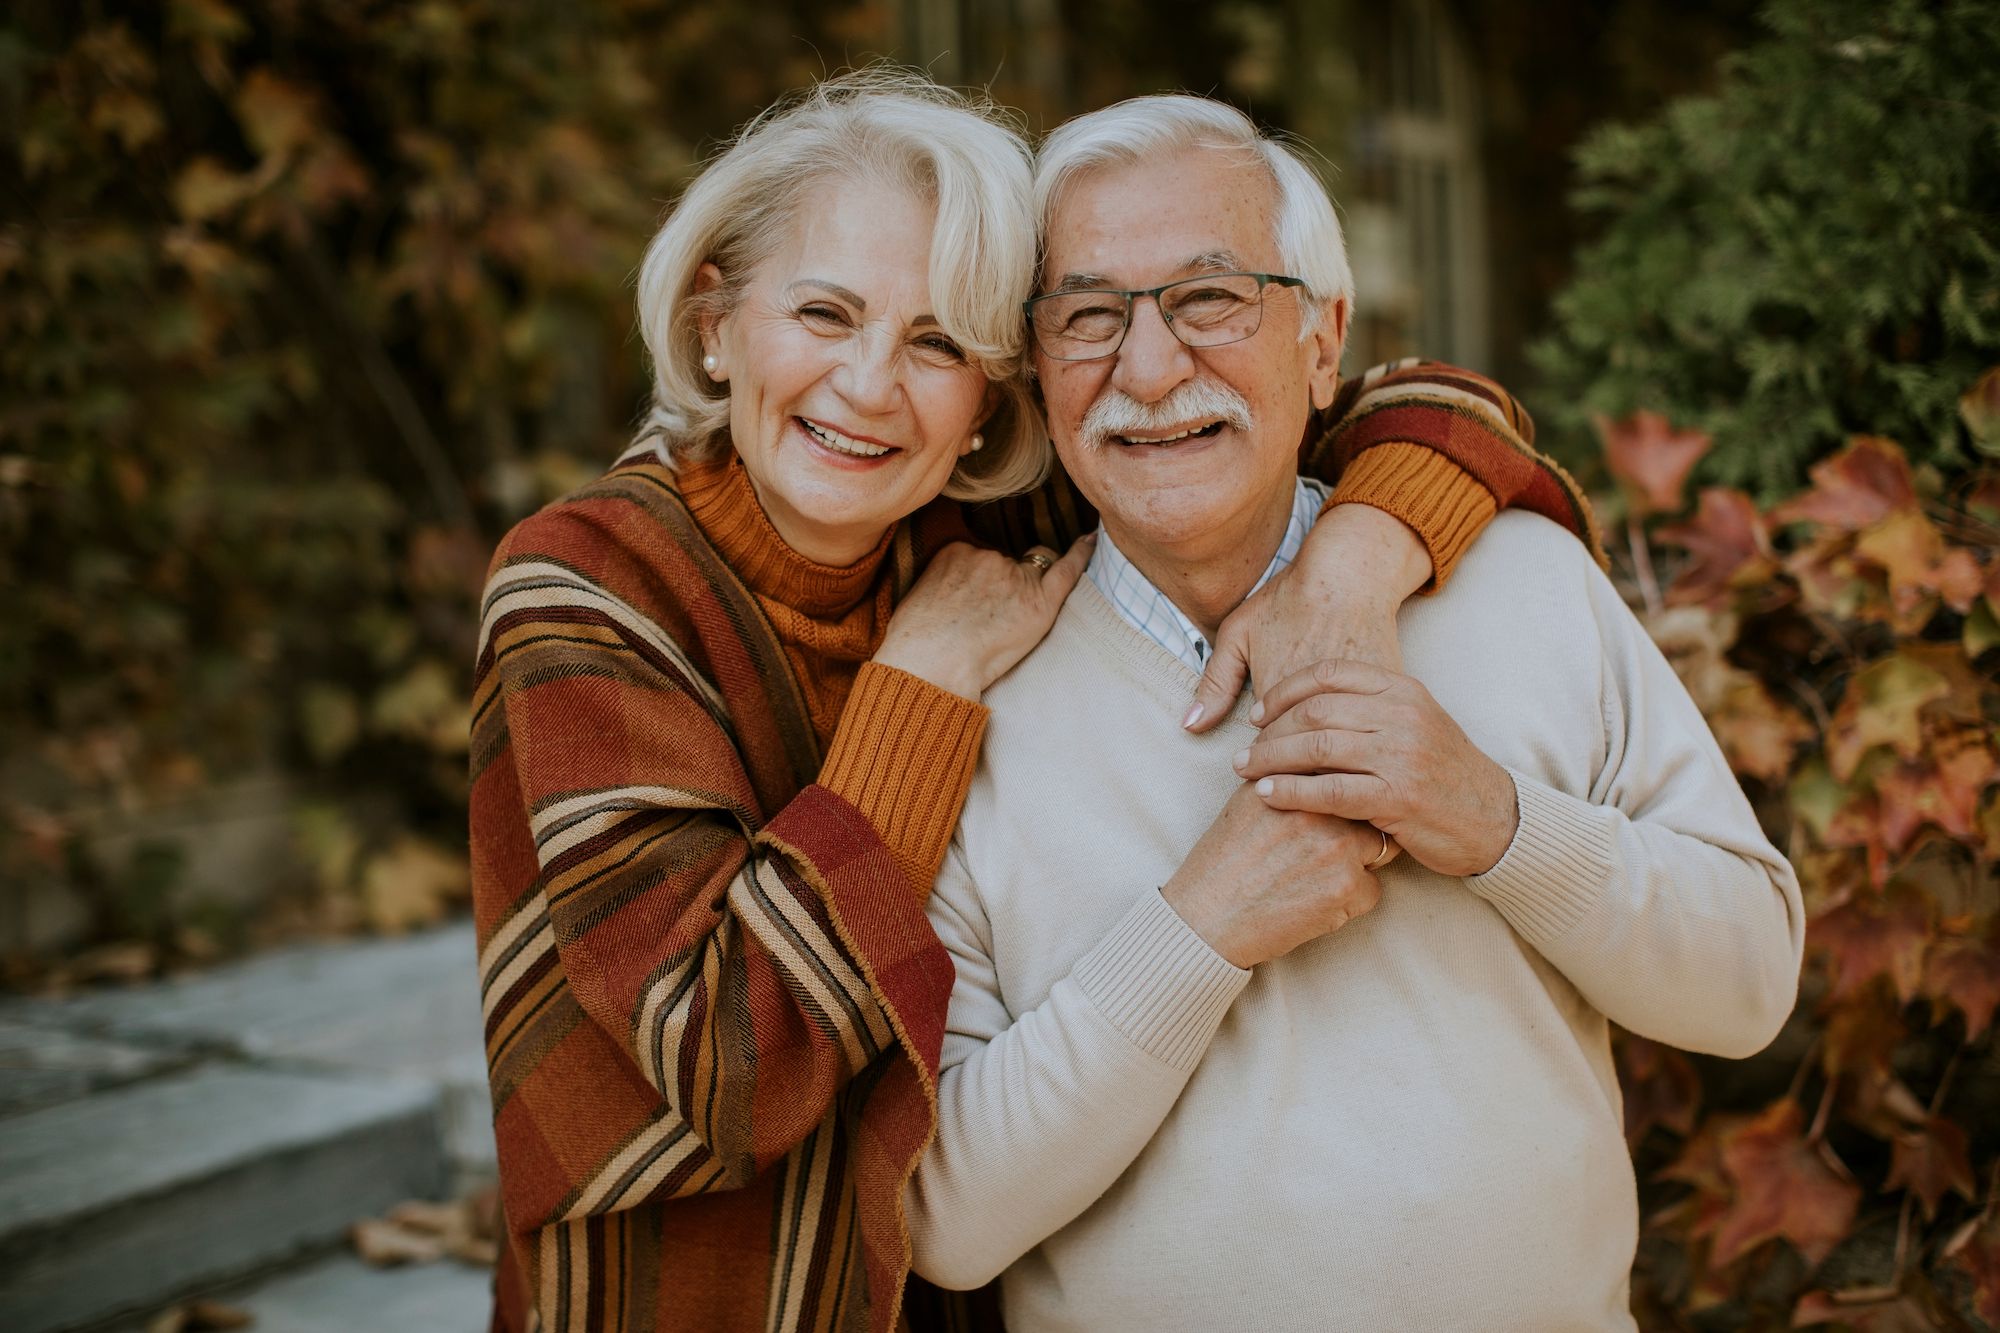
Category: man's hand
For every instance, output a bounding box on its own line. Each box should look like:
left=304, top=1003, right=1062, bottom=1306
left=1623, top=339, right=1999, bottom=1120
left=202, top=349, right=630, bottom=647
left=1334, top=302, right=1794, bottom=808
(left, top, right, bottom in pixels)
left=1232, top=659, right=1520, bottom=878
left=1183, top=503, right=1429, bottom=732
left=1161, top=784, right=1386, bottom=969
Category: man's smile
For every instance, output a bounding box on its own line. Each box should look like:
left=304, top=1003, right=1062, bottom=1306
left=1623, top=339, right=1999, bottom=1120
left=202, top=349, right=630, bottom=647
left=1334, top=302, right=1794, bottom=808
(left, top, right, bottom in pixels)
left=1112, top=421, right=1229, bottom=447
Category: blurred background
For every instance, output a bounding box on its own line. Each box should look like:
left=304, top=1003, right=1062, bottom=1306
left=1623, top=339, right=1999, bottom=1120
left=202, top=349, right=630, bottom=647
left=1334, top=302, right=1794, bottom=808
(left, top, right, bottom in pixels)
left=2, top=0, right=1996, bottom=1329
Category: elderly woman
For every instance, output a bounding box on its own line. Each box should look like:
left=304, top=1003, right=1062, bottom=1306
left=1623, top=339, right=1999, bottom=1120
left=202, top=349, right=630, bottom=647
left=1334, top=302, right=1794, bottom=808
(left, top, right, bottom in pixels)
left=471, top=71, right=1594, bottom=1333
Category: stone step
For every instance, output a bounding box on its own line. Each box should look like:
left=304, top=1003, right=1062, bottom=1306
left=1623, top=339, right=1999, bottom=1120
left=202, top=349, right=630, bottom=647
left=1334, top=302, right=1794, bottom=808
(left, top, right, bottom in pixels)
left=115, top=1252, right=493, bottom=1333
left=0, top=1065, right=448, bottom=1333
left=2, top=923, right=494, bottom=1184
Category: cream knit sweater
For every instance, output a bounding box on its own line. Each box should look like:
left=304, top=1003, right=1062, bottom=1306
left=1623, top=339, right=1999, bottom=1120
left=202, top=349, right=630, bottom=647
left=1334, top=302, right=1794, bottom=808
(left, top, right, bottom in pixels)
left=907, top=511, right=1803, bottom=1332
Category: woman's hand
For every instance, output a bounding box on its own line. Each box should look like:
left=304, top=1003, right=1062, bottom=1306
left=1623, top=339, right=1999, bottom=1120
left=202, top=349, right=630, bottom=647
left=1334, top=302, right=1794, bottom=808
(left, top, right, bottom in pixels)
left=874, top=535, right=1094, bottom=700
left=1181, top=503, right=1430, bottom=732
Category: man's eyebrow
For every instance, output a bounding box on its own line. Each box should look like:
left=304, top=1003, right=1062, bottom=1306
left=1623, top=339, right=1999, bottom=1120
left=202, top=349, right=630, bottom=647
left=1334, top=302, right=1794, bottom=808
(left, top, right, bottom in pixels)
left=1181, top=250, right=1243, bottom=274
left=1045, top=272, right=1117, bottom=295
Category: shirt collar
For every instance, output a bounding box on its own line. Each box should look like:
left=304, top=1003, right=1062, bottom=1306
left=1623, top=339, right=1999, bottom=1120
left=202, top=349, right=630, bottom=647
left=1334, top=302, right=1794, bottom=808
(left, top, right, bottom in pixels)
left=1086, top=476, right=1330, bottom=676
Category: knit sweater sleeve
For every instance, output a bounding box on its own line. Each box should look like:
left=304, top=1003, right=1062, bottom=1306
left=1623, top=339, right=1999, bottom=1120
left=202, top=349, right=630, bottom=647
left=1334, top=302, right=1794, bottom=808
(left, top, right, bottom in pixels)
left=471, top=497, right=956, bottom=1239
left=1462, top=535, right=1804, bottom=1057
left=959, top=359, right=1601, bottom=591
left=906, top=855, right=1248, bottom=1291
left=819, top=662, right=988, bottom=897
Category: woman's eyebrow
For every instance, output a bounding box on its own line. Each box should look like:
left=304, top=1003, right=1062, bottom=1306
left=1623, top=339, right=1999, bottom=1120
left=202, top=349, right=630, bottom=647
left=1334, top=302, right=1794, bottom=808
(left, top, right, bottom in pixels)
left=787, top=279, right=867, bottom=309
left=787, top=280, right=939, bottom=327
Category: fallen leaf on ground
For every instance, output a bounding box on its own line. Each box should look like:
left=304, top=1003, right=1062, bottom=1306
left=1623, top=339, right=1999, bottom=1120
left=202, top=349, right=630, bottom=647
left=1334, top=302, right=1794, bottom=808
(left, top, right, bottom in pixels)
left=1659, top=487, right=1774, bottom=607
left=146, top=1299, right=253, bottom=1333
left=1925, top=936, right=2000, bottom=1041
left=1598, top=410, right=1712, bottom=517
left=351, top=1216, right=447, bottom=1266
left=1885, top=1116, right=1976, bottom=1220
left=1771, top=436, right=1918, bottom=532
left=1709, top=1098, right=1861, bottom=1267
left=353, top=1190, right=500, bottom=1268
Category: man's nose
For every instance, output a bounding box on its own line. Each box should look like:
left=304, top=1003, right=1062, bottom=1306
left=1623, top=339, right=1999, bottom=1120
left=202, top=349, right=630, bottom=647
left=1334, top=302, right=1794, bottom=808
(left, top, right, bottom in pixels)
left=1109, top=294, right=1197, bottom=405
left=834, top=329, right=901, bottom=416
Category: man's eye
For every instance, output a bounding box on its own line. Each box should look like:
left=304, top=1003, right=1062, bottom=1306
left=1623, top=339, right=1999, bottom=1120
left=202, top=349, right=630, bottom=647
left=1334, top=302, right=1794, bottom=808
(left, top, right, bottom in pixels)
left=1064, top=304, right=1124, bottom=330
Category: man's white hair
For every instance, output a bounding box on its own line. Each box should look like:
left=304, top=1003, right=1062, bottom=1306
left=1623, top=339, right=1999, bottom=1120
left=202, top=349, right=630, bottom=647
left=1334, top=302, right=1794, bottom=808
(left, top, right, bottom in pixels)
left=1032, top=95, right=1354, bottom=337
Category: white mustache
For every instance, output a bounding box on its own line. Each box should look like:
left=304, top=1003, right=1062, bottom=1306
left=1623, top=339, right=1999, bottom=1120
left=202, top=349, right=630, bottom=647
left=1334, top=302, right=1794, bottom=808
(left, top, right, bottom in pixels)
left=1078, top=380, right=1253, bottom=448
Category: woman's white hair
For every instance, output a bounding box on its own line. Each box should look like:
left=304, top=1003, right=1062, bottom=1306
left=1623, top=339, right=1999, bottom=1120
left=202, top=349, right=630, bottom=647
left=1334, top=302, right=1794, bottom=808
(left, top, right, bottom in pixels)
left=632, top=68, right=1047, bottom=502
left=1031, top=95, right=1354, bottom=336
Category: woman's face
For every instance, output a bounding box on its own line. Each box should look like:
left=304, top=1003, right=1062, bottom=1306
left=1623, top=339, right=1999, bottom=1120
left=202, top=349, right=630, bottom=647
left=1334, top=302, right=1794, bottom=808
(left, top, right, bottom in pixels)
left=699, top=179, right=997, bottom=566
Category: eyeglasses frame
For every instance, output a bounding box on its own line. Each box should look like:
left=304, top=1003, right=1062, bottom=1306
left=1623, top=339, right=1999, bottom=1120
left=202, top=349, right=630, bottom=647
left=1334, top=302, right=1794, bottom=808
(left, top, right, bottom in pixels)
left=1022, top=272, right=1309, bottom=362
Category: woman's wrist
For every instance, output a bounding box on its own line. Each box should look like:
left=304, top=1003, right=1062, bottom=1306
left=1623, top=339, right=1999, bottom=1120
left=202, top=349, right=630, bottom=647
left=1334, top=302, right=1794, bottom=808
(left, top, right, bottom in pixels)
left=871, top=639, right=983, bottom=702
left=1301, top=503, right=1432, bottom=603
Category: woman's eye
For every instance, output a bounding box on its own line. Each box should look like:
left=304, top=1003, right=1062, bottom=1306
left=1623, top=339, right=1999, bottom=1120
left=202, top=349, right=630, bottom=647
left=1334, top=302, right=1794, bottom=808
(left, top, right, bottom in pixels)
left=798, top=305, right=847, bottom=327
left=917, top=335, right=966, bottom=362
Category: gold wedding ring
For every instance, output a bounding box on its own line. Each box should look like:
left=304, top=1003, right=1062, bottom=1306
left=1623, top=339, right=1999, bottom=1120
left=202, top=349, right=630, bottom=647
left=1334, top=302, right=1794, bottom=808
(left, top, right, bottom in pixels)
left=1021, top=551, right=1055, bottom=571
left=1364, top=829, right=1393, bottom=870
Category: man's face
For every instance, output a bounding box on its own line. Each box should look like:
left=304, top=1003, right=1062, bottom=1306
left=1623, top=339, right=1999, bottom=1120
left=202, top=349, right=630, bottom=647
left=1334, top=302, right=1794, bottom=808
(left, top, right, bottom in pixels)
left=1033, top=146, right=1346, bottom=561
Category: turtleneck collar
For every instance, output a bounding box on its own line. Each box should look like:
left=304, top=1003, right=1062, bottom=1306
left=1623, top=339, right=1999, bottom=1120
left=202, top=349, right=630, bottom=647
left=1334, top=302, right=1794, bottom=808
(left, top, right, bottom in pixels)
left=678, top=455, right=895, bottom=619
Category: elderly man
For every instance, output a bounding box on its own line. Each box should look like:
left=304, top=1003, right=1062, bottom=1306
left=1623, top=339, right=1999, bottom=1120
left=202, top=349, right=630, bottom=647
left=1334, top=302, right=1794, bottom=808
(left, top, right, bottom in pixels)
left=905, top=96, right=1804, bottom=1331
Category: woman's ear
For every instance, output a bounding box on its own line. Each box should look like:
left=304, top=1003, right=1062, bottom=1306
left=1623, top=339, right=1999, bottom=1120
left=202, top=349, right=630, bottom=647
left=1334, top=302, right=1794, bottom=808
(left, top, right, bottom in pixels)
left=962, top=381, right=1004, bottom=456
left=694, top=262, right=728, bottom=380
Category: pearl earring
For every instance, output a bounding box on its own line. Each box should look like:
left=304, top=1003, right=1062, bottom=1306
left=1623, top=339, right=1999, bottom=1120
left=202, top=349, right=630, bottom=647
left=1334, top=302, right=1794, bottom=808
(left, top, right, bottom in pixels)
left=969, top=433, right=984, bottom=452
left=702, top=354, right=718, bottom=374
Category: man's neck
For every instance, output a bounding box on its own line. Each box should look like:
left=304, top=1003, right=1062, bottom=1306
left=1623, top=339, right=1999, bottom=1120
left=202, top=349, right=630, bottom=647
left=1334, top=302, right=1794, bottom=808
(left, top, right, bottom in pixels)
left=1102, top=481, right=1299, bottom=641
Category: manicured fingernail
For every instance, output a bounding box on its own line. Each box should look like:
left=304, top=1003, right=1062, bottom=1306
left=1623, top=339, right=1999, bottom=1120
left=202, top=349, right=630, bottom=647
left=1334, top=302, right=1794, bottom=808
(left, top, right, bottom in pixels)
left=1249, top=700, right=1265, bottom=724
left=1232, top=748, right=1249, bottom=770
left=1181, top=704, right=1204, bottom=730
left=1255, top=778, right=1274, bottom=797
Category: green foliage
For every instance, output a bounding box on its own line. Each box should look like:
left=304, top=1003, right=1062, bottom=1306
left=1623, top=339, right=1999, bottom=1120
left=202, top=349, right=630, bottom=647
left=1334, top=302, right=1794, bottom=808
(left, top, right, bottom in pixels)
left=1533, top=0, right=2000, bottom=498
left=0, top=0, right=868, bottom=957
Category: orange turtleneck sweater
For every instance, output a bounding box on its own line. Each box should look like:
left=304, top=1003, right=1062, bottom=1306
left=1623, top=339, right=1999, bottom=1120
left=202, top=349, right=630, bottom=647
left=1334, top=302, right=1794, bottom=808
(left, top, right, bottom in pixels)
left=679, top=456, right=989, bottom=896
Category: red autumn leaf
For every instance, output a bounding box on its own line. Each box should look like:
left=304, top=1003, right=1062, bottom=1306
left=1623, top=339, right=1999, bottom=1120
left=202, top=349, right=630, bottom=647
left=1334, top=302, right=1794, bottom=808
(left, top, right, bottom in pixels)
left=1819, top=997, right=1906, bottom=1082
left=1617, top=1034, right=1703, bottom=1147
left=1823, top=653, right=1951, bottom=780
left=1659, top=487, right=1775, bottom=607
left=1710, top=679, right=1817, bottom=783
left=1945, top=1209, right=2000, bottom=1325
left=1597, top=410, right=1713, bottom=517
left=1925, top=936, right=2000, bottom=1041
left=1809, top=890, right=1932, bottom=1004
left=1885, top=1115, right=1976, bottom=1220
left=1770, top=436, right=1919, bottom=532
left=1709, top=1098, right=1861, bottom=1267
left=1852, top=508, right=1986, bottom=618
left=1873, top=730, right=2000, bottom=853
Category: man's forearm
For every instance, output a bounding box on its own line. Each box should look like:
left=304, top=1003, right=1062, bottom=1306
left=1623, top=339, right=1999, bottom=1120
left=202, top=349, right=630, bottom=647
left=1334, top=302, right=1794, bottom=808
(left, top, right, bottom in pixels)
left=909, top=889, right=1246, bottom=1290
left=1465, top=770, right=1801, bottom=1058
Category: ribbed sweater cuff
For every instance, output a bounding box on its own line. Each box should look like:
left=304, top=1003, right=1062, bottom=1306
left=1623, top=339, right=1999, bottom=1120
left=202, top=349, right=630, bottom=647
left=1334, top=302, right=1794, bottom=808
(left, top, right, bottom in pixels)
left=818, top=663, right=989, bottom=900
left=1463, top=770, right=1615, bottom=946
left=1327, top=442, right=1498, bottom=592
left=1071, top=890, right=1249, bottom=1071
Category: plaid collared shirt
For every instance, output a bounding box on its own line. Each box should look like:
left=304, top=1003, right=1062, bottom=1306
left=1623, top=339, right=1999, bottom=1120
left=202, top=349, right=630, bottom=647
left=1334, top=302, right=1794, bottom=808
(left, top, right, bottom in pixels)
left=1086, top=476, right=1330, bottom=676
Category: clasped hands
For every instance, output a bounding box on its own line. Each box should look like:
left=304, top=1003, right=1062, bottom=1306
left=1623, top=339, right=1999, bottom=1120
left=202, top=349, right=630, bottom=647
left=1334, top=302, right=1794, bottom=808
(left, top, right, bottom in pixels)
left=1160, top=505, right=1520, bottom=970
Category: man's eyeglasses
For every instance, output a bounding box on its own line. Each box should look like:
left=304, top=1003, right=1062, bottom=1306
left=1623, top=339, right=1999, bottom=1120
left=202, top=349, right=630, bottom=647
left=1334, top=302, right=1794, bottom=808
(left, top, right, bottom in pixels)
left=1023, top=272, right=1307, bottom=362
